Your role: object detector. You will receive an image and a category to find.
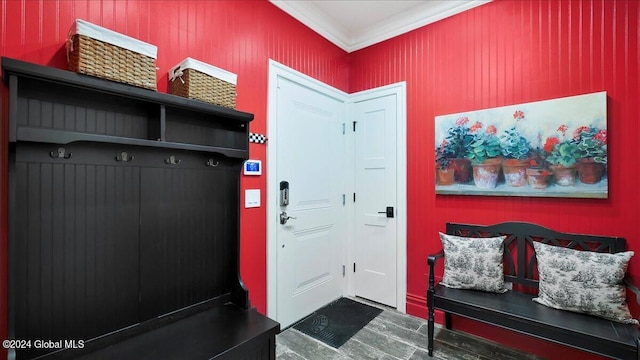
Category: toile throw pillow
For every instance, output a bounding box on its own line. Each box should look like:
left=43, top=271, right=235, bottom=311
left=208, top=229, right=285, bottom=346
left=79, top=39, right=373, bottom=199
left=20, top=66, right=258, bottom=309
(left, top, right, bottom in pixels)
left=533, top=241, right=638, bottom=324
left=439, top=233, right=507, bottom=293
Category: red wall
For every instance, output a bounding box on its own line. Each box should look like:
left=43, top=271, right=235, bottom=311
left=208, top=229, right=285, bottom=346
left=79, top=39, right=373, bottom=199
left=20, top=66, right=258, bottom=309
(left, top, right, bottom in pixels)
left=2, top=0, right=639, bottom=358
left=349, top=0, right=639, bottom=358
left=0, top=0, right=349, bottom=353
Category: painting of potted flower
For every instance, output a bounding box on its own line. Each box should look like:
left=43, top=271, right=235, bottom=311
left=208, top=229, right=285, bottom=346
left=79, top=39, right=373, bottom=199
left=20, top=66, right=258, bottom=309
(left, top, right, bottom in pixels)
left=434, top=91, right=607, bottom=198
left=573, top=125, right=607, bottom=184
left=444, top=117, right=474, bottom=183
left=500, top=126, right=531, bottom=187
left=466, top=123, right=502, bottom=189
left=525, top=147, right=552, bottom=189
left=435, top=140, right=455, bottom=185
left=545, top=125, right=581, bottom=186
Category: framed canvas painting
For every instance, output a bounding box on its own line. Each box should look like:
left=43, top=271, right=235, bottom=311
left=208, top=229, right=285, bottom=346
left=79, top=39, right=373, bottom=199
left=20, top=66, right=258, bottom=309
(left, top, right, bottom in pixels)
left=435, top=91, right=607, bottom=198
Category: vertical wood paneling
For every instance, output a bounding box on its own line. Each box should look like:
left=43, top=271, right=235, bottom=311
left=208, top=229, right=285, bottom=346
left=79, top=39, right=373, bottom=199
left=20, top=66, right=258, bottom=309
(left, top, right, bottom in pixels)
left=4, top=1, right=636, bottom=358
left=350, top=0, right=639, bottom=358
left=140, top=163, right=238, bottom=320
left=12, top=151, right=141, bottom=359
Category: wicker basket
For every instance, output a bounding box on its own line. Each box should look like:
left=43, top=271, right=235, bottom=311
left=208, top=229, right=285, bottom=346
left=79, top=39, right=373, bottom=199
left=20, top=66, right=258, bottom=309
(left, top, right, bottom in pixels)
left=67, top=19, right=157, bottom=90
left=169, top=58, right=236, bottom=109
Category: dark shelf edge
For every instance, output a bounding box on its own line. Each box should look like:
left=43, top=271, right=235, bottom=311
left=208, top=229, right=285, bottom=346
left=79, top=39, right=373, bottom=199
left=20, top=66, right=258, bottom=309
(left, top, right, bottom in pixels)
left=16, top=127, right=248, bottom=159
left=1, top=57, right=254, bottom=123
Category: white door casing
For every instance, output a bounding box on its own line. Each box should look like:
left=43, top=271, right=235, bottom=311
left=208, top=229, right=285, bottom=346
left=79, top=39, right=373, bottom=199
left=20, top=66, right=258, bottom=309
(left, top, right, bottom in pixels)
left=353, top=93, right=398, bottom=307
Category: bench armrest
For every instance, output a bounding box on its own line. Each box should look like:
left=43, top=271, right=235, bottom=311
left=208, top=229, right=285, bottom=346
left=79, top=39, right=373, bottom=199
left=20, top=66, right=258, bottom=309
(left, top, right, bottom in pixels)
left=623, top=277, right=640, bottom=305
left=427, top=251, right=445, bottom=298
left=428, top=250, right=445, bottom=267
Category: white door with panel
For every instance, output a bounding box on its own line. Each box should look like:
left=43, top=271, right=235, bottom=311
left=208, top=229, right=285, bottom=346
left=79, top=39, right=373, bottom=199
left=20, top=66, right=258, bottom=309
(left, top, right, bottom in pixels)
left=275, top=76, right=346, bottom=328
left=354, top=94, right=397, bottom=307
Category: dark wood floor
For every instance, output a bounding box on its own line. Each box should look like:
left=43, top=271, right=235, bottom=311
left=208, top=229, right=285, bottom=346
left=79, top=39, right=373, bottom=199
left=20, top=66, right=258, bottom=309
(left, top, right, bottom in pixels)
left=276, top=298, right=545, bottom=360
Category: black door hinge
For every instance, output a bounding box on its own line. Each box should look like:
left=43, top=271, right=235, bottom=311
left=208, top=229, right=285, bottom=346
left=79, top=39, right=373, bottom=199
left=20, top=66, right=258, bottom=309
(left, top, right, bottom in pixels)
left=353, top=121, right=357, bottom=131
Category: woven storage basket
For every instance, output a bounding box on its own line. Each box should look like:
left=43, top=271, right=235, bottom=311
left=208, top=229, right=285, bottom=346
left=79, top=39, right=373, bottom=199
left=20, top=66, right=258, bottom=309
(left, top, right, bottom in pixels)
left=67, top=19, right=157, bottom=90
left=169, top=58, right=237, bottom=109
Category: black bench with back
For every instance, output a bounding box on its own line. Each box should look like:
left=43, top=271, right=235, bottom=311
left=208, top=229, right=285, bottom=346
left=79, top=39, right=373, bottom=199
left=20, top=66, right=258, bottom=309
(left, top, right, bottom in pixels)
left=427, top=221, right=640, bottom=359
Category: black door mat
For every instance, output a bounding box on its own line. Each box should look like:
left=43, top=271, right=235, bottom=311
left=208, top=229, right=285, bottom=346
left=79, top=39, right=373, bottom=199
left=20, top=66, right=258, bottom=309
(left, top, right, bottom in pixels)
left=293, top=297, right=383, bottom=348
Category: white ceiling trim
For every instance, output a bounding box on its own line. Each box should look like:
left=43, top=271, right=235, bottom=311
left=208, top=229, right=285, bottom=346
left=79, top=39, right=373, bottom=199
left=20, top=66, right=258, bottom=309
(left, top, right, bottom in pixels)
left=351, top=1, right=490, bottom=51
left=270, top=0, right=353, bottom=51
left=270, top=0, right=491, bottom=53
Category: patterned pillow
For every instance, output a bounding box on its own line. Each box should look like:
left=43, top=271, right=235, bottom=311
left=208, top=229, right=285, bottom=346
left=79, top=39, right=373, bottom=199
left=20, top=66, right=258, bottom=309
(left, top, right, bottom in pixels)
left=533, top=241, right=638, bottom=324
left=439, top=233, right=507, bottom=293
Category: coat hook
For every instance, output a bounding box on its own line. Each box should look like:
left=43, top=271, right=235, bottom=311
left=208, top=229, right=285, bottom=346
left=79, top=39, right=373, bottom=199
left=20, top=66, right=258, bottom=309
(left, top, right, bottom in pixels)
left=205, top=159, right=219, bottom=167
left=165, top=155, right=181, bottom=165
left=116, top=151, right=134, bottom=162
left=50, top=147, right=72, bottom=159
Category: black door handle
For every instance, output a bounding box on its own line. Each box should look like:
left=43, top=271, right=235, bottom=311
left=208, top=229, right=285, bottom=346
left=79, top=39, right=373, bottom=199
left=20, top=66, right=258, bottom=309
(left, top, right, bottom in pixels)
left=377, top=206, right=394, bottom=218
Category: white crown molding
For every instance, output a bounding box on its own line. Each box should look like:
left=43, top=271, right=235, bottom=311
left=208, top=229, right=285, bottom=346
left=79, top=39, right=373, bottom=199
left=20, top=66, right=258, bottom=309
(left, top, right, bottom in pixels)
left=270, top=0, right=491, bottom=53
left=270, top=0, right=352, bottom=51
left=350, top=1, right=490, bottom=52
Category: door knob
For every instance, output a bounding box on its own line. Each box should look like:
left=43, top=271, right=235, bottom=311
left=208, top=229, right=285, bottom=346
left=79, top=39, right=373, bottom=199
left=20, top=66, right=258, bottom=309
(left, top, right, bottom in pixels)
left=377, top=206, right=394, bottom=218
left=280, top=211, right=297, bottom=225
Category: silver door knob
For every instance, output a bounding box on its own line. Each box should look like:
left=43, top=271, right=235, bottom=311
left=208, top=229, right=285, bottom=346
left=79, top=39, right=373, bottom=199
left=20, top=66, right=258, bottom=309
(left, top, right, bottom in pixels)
left=280, top=211, right=297, bottom=225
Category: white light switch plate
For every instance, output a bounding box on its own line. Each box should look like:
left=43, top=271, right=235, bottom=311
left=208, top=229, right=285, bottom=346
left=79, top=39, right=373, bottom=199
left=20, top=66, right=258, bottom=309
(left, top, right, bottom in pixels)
left=245, top=189, right=261, bottom=208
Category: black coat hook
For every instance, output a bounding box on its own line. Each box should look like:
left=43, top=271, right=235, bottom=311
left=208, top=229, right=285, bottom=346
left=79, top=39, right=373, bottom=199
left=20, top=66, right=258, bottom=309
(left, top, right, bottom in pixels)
left=165, top=155, right=181, bottom=165
left=50, top=147, right=72, bottom=159
left=116, top=151, right=134, bottom=162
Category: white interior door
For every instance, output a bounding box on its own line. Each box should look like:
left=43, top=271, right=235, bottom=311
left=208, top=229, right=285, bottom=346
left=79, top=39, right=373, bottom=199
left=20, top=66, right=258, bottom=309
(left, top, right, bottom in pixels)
left=354, top=94, right=397, bottom=307
left=275, top=76, right=346, bottom=328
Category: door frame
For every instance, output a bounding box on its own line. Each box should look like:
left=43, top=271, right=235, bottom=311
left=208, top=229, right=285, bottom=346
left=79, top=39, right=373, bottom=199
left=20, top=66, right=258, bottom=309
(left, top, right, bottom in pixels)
left=347, top=83, right=407, bottom=313
left=266, top=60, right=407, bottom=320
left=266, top=60, right=350, bottom=320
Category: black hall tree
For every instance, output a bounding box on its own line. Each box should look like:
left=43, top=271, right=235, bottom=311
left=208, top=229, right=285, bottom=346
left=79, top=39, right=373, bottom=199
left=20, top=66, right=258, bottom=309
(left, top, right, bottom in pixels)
left=3, top=57, right=279, bottom=360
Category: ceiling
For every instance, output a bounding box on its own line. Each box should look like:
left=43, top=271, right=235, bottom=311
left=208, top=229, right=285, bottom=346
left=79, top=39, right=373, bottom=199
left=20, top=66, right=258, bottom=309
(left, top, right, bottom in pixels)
left=270, top=0, right=491, bottom=53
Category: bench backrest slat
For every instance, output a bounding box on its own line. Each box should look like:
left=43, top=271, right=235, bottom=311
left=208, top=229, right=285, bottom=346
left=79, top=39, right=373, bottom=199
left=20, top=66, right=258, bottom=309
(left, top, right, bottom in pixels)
left=446, top=221, right=626, bottom=290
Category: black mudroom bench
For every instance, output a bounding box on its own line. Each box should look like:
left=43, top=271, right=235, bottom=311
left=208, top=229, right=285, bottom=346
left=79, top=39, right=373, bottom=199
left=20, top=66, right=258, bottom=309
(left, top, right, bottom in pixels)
left=74, top=303, right=278, bottom=360
left=427, top=222, right=640, bottom=359
left=3, top=58, right=280, bottom=359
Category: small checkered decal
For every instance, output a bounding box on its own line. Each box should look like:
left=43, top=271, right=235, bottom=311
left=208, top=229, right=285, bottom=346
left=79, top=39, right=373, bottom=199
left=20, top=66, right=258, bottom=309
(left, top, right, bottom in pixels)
left=249, top=132, right=267, bottom=144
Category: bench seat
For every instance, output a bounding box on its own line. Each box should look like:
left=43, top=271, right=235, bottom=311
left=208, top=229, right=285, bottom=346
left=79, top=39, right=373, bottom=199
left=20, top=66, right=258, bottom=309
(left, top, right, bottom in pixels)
left=77, top=304, right=280, bottom=360
left=434, top=285, right=639, bottom=359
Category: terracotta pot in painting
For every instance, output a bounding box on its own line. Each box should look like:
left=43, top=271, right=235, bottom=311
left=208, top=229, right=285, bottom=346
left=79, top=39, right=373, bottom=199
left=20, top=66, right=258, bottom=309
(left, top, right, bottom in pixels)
left=472, top=158, right=502, bottom=189
left=451, top=158, right=472, bottom=183
left=436, top=166, right=455, bottom=186
left=502, top=159, right=529, bottom=187
left=550, top=164, right=578, bottom=186
left=526, top=168, right=552, bottom=189
left=577, top=158, right=605, bottom=184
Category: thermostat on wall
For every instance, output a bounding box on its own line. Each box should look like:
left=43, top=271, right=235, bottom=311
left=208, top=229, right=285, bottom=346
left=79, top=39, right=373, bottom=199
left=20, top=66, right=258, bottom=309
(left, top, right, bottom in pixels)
left=243, top=159, right=262, bottom=175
